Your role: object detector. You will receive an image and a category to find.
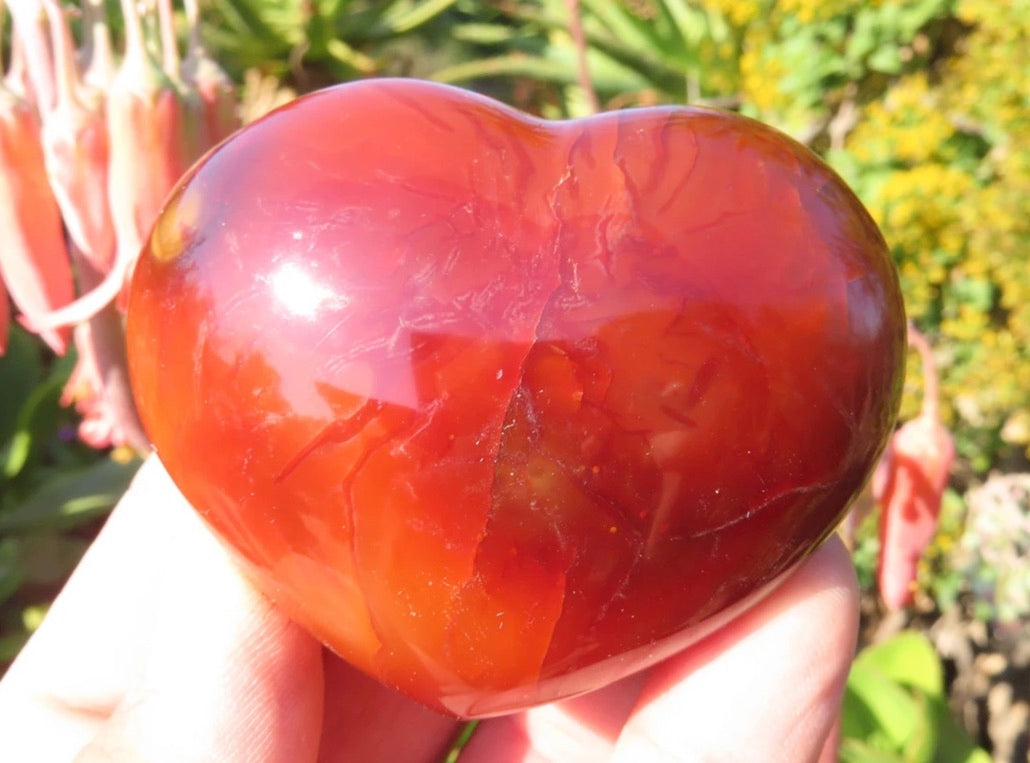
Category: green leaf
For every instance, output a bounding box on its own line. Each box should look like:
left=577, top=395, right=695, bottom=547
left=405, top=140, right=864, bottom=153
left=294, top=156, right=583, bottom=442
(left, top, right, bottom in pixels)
left=0, top=354, right=73, bottom=481
left=492, top=1, right=687, bottom=92
left=324, top=37, right=378, bottom=73
left=659, top=0, right=709, bottom=46
left=451, top=22, right=522, bottom=45
left=868, top=45, right=903, bottom=74
left=1, top=431, right=33, bottom=483
left=0, top=630, right=30, bottom=663
left=432, top=48, right=647, bottom=94
left=14, top=534, right=90, bottom=586
left=843, top=661, right=926, bottom=753
left=951, top=278, right=994, bottom=312
left=581, top=0, right=665, bottom=58
left=432, top=52, right=577, bottom=85
left=0, top=326, right=43, bottom=447
left=371, top=0, right=460, bottom=36
left=0, top=538, right=22, bottom=606
left=853, top=631, right=944, bottom=698
left=0, top=458, right=140, bottom=533
left=933, top=701, right=993, bottom=763
left=839, top=737, right=907, bottom=763
left=842, top=632, right=989, bottom=762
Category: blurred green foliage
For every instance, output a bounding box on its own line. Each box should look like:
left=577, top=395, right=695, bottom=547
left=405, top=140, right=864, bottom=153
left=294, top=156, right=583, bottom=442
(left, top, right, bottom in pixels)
left=202, top=0, right=465, bottom=84
left=0, top=326, right=139, bottom=664
left=841, top=631, right=989, bottom=763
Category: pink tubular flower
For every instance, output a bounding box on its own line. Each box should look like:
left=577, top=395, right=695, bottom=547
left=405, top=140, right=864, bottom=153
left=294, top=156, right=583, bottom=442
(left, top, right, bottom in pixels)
left=0, top=0, right=237, bottom=450
left=875, top=325, right=956, bottom=609
left=0, top=83, right=74, bottom=355
left=182, top=0, right=240, bottom=147
left=39, top=0, right=116, bottom=274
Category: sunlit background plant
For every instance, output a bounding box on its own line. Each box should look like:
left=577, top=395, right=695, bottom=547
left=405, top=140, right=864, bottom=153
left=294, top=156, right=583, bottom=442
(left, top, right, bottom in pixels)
left=0, top=1, right=1026, bottom=760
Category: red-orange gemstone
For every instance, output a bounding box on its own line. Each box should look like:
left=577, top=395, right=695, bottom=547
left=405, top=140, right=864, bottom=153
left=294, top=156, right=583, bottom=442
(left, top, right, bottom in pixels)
left=126, top=79, right=905, bottom=717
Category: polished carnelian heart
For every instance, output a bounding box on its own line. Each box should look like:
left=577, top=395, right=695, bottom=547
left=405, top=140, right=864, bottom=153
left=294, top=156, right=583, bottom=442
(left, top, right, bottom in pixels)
left=126, top=79, right=905, bottom=717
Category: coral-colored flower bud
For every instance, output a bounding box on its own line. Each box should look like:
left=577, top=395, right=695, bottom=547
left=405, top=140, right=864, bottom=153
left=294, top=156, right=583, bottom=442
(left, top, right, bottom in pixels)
left=875, top=416, right=955, bottom=609
left=55, top=0, right=198, bottom=325
left=61, top=323, right=116, bottom=448
left=183, top=47, right=240, bottom=147
left=6, top=0, right=56, bottom=111
left=182, top=0, right=240, bottom=146
left=106, top=0, right=183, bottom=269
left=876, top=326, right=955, bottom=609
left=39, top=0, right=116, bottom=274
left=80, top=0, right=116, bottom=91
left=60, top=317, right=148, bottom=452
left=0, top=85, right=74, bottom=354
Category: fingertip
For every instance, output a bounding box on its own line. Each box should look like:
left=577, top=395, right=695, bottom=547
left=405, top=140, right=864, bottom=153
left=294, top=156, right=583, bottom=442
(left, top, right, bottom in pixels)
left=317, top=653, right=461, bottom=762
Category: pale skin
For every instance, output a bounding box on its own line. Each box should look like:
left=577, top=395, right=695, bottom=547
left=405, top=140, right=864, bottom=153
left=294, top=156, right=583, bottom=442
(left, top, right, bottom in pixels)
left=0, top=458, right=857, bottom=762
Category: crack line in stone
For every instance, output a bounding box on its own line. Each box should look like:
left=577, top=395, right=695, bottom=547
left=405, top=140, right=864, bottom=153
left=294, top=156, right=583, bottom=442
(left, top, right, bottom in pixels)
left=273, top=399, right=387, bottom=484
left=671, top=478, right=840, bottom=542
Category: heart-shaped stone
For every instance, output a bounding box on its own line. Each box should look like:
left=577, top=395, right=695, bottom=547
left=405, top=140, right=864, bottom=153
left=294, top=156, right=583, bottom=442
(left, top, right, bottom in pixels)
left=126, top=79, right=905, bottom=717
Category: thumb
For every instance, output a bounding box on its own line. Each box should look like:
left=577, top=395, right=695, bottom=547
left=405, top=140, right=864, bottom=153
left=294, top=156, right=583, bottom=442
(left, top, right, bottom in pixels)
left=6, top=457, right=325, bottom=763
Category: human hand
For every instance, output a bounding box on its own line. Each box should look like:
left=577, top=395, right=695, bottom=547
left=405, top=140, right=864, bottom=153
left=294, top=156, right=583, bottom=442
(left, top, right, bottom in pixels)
left=0, top=457, right=857, bottom=762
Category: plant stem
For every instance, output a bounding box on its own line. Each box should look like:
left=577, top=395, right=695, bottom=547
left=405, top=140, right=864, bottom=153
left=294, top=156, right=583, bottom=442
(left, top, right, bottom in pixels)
left=906, top=323, right=940, bottom=422
left=441, top=720, right=479, bottom=762
left=564, top=0, right=598, bottom=114
left=74, top=247, right=150, bottom=456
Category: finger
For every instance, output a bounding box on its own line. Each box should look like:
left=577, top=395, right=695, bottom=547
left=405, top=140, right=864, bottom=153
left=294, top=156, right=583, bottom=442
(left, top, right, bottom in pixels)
left=316, top=651, right=461, bottom=762
left=611, top=535, right=858, bottom=763
left=462, top=536, right=857, bottom=763
left=461, top=671, right=646, bottom=762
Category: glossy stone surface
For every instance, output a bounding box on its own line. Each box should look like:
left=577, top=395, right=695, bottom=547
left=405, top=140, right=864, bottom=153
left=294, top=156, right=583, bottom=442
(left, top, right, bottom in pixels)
left=126, top=79, right=905, bottom=717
